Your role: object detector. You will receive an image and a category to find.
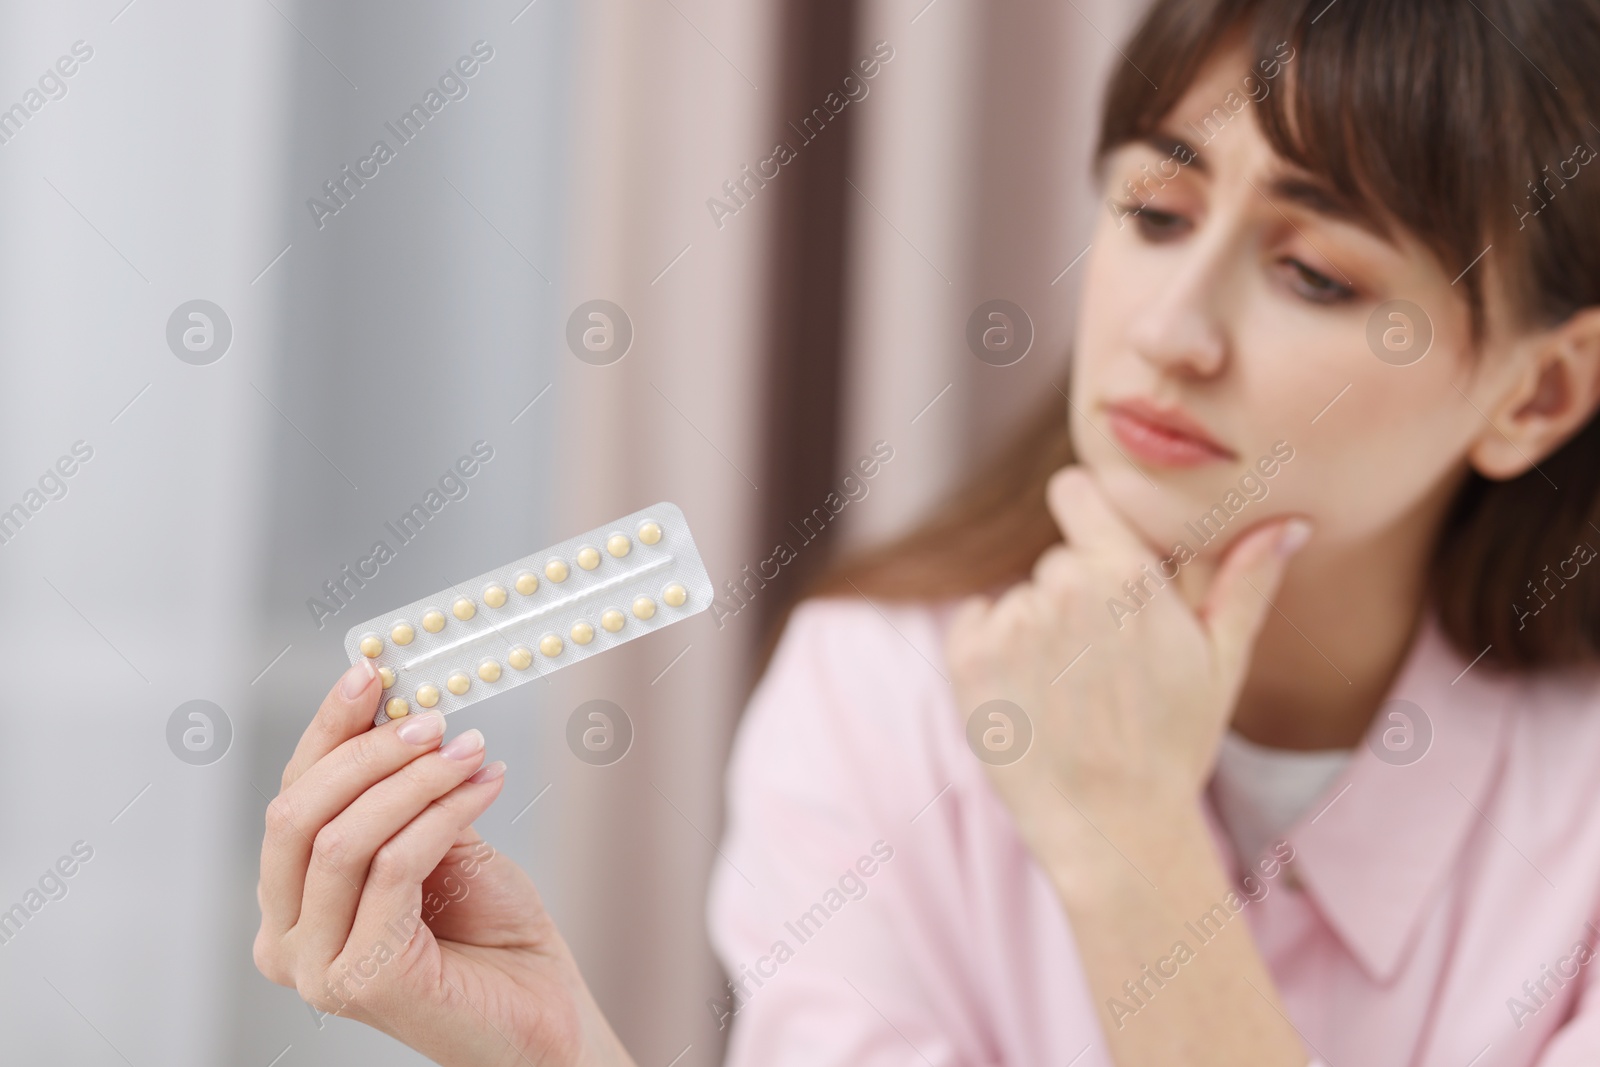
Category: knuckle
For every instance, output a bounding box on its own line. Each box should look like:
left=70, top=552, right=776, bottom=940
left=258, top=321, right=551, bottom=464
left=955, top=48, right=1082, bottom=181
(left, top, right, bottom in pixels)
left=344, top=730, right=387, bottom=772
left=312, top=824, right=349, bottom=870
left=945, top=599, right=984, bottom=645
left=395, top=750, right=442, bottom=790
left=1032, top=546, right=1077, bottom=589
left=366, top=844, right=414, bottom=891
left=1053, top=562, right=1091, bottom=599
left=253, top=931, right=290, bottom=986
left=264, top=793, right=300, bottom=840
left=294, top=971, right=340, bottom=1014
left=947, top=605, right=999, bottom=681
left=946, top=622, right=992, bottom=680
left=946, top=638, right=983, bottom=680
left=329, top=947, right=407, bottom=1016
left=994, top=588, right=1038, bottom=637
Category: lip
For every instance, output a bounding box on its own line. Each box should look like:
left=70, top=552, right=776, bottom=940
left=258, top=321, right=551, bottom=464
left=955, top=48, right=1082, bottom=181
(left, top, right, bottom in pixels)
left=1103, top=398, right=1236, bottom=467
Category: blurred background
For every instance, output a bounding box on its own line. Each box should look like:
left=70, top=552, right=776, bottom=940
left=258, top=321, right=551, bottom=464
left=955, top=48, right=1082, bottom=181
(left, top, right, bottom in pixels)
left=0, top=0, right=1141, bottom=1062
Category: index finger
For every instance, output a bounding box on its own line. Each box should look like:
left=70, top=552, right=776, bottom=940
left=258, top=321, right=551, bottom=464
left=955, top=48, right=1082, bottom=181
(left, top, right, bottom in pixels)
left=1045, top=465, right=1157, bottom=562
left=281, top=660, right=382, bottom=791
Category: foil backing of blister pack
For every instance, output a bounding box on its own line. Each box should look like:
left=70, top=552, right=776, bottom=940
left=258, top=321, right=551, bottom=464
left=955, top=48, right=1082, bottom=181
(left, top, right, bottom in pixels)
left=344, top=501, right=711, bottom=724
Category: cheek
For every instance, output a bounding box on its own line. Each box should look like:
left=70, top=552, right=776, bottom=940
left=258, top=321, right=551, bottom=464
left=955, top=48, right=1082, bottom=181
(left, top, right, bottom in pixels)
left=1070, top=233, right=1146, bottom=439
left=1241, top=328, right=1480, bottom=545
left=1072, top=219, right=1147, bottom=364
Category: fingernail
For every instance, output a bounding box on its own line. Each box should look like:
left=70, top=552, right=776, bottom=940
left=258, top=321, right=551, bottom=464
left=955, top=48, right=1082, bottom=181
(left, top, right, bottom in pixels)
left=440, top=729, right=485, bottom=760
left=1277, top=519, right=1313, bottom=558
left=395, top=712, right=444, bottom=745
left=340, top=659, right=375, bottom=699
left=467, top=760, right=505, bottom=784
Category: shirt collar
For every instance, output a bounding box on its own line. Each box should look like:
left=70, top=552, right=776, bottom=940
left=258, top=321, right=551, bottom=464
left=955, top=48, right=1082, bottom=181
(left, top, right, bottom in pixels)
left=1277, top=612, right=1515, bottom=982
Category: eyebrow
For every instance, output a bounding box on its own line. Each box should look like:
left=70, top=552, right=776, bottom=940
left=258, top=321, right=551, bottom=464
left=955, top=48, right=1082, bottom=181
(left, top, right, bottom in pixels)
left=1264, top=175, right=1391, bottom=240
left=1139, top=133, right=1207, bottom=172
left=1132, top=132, right=1392, bottom=241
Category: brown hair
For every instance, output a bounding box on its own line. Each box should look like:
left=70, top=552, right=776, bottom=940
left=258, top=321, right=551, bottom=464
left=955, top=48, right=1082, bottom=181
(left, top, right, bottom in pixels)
left=795, top=0, right=1600, bottom=670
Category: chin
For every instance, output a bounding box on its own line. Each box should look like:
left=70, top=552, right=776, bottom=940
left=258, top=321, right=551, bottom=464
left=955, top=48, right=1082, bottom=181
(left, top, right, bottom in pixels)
left=1082, top=454, right=1257, bottom=561
left=1073, top=411, right=1231, bottom=546
left=1086, top=459, right=1193, bottom=547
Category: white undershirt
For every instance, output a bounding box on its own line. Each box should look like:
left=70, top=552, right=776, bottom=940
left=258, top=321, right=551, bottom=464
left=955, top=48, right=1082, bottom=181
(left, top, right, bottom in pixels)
left=1210, top=729, right=1354, bottom=865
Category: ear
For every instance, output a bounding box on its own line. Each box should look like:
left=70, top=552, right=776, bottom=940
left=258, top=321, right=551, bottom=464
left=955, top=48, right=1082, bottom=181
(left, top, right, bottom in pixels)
left=1468, top=306, right=1600, bottom=480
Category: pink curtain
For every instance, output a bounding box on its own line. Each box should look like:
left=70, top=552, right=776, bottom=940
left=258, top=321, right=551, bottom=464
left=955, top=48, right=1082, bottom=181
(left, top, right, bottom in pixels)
left=557, top=2, right=1150, bottom=1063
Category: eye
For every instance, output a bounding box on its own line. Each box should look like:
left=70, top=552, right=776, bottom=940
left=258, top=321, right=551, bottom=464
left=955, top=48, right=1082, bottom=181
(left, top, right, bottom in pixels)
left=1116, top=204, right=1192, bottom=242
left=1283, top=257, right=1354, bottom=304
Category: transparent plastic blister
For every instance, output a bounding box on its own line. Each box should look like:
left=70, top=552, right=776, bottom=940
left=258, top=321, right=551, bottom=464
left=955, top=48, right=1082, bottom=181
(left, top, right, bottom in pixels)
left=344, top=501, right=711, bottom=725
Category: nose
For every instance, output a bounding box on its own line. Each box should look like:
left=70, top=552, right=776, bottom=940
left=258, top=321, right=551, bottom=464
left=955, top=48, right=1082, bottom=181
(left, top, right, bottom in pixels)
left=1127, top=240, right=1228, bottom=379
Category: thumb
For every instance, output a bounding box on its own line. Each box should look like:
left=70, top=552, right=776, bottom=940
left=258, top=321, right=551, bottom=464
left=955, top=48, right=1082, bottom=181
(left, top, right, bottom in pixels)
left=1200, top=517, right=1312, bottom=689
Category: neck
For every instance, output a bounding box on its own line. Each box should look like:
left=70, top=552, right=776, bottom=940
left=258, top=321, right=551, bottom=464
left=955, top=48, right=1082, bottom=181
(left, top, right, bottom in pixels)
left=1175, top=482, right=1459, bottom=751
left=1227, top=535, right=1431, bottom=750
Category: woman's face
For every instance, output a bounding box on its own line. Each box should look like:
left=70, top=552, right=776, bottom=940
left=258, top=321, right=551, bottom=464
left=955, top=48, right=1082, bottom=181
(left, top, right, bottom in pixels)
left=1070, top=48, right=1508, bottom=564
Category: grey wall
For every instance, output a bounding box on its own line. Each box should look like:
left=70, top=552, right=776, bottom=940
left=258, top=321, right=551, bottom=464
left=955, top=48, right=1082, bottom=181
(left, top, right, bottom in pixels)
left=0, top=1, right=571, bottom=1063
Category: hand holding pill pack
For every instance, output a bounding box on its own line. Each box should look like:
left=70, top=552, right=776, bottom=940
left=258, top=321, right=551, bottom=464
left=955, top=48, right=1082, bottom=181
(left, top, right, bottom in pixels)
left=345, top=502, right=711, bottom=725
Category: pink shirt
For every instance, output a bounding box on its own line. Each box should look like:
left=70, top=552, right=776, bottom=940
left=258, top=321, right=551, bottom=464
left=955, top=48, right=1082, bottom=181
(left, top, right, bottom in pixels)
left=708, top=598, right=1600, bottom=1066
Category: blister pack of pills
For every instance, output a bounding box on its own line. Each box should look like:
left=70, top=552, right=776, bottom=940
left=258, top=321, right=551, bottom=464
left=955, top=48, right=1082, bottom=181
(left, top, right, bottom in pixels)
left=345, top=502, right=711, bottom=725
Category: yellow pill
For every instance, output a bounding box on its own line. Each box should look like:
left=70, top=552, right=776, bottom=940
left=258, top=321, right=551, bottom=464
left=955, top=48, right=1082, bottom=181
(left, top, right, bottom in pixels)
left=539, top=633, right=563, bottom=657
left=483, top=584, right=508, bottom=609
left=632, top=596, right=657, bottom=620
left=663, top=582, right=688, bottom=608
left=385, top=697, right=410, bottom=719
left=637, top=520, right=662, bottom=545
left=571, top=620, right=595, bottom=645
left=600, top=608, right=625, bottom=633
left=422, top=610, right=446, bottom=633
left=378, top=666, right=396, bottom=689
left=606, top=533, right=631, bottom=557
left=416, top=684, right=441, bottom=708
left=514, top=571, right=538, bottom=596
left=478, top=659, right=502, bottom=683
left=545, top=558, right=569, bottom=582
left=447, top=672, right=471, bottom=696
left=453, top=597, right=476, bottom=621
left=508, top=646, right=533, bottom=670
left=359, top=634, right=383, bottom=658
left=576, top=546, right=600, bottom=570
left=390, top=622, right=415, bottom=646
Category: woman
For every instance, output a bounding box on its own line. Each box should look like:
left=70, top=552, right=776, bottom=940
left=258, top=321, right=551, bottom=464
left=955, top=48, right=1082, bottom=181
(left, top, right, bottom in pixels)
left=253, top=0, right=1600, bottom=1063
